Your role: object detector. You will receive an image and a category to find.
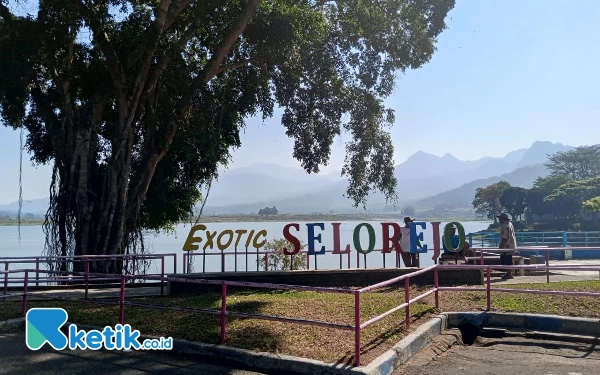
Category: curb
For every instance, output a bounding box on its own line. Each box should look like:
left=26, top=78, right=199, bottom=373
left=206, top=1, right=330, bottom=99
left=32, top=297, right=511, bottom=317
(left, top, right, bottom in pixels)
left=360, top=315, right=446, bottom=375
left=445, top=311, right=600, bottom=337
left=69, top=317, right=448, bottom=375
left=0, top=317, right=25, bottom=333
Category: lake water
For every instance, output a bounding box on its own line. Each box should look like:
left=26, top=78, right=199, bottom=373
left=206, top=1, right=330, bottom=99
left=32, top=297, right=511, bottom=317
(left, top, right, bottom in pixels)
left=0, top=221, right=491, bottom=277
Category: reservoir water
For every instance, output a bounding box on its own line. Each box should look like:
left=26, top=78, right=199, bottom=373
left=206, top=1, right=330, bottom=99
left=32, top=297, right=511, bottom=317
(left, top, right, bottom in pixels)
left=0, top=220, right=491, bottom=276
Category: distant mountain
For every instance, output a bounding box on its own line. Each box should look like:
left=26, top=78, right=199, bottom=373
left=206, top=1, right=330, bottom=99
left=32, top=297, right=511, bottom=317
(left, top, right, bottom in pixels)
left=0, top=141, right=575, bottom=216
left=412, top=164, right=550, bottom=209
left=208, top=163, right=342, bottom=206
left=517, top=141, right=573, bottom=167
left=0, top=198, right=49, bottom=215
left=375, top=140, right=572, bottom=202
left=222, top=163, right=343, bottom=183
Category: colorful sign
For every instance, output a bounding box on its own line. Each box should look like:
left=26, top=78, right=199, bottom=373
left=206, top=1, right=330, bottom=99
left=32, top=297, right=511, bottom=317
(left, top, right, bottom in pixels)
left=182, top=221, right=467, bottom=258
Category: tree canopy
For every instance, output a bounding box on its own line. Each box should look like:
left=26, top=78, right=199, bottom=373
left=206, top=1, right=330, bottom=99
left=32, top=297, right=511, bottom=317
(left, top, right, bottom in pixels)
left=543, top=177, right=600, bottom=219
left=472, top=181, right=511, bottom=221
left=499, top=186, right=527, bottom=221
left=0, top=0, right=455, bottom=269
left=546, top=145, right=600, bottom=181
left=583, top=197, right=600, bottom=212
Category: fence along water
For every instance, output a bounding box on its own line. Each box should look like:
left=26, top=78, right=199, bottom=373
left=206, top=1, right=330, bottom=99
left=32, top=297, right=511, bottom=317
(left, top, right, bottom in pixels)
left=4, top=253, right=600, bottom=367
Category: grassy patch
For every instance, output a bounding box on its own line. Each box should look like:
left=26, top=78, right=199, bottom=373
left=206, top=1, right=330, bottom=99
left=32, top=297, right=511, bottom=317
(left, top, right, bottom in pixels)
left=0, top=287, right=434, bottom=365
left=438, top=280, right=600, bottom=318
left=2, top=280, right=600, bottom=365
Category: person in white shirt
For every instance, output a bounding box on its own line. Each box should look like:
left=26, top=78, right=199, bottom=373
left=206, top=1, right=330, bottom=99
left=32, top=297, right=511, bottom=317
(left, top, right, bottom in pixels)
left=399, top=216, right=422, bottom=267
left=498, top=212, right=518, bottom=280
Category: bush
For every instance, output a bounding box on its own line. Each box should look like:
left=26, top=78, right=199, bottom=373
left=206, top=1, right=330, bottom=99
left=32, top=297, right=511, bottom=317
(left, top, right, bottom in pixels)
left=258, top=238, right=308, bottom=271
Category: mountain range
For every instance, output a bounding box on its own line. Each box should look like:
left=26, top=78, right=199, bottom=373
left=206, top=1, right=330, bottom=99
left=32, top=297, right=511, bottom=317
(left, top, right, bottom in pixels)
left=0, top=141, right=574, bottom=217
left=199, top=140, right=571, bottom=214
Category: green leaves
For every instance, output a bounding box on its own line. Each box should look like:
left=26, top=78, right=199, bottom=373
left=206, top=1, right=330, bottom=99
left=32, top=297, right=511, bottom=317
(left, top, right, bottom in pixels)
left=546, top=145, right=600, bottom=181
left=500, top=187, right=527, bottom=221
left=583, top=197, right=600, bottom=212
left=472, top=181, right=511, bottom=221
left=1, top=0, right=455, bottom=238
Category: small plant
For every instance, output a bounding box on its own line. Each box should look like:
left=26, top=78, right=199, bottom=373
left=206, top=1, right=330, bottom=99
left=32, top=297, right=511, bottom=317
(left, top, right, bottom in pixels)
left=258, top=238, right=308, bottom=271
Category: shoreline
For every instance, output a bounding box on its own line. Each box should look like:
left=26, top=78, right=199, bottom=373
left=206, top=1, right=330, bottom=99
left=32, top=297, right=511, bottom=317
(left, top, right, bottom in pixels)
left=1, top=215, right=485, bottom=227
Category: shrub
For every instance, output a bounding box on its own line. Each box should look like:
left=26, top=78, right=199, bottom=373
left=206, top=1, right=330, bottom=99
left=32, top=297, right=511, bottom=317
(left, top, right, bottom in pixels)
left=258, top=238, right=308, bottom=271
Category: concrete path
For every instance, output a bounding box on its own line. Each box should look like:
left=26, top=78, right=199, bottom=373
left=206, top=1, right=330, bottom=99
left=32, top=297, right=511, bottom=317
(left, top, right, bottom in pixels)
left=396, top=335, right=600, bottom=375
left=0, top=331, right=269, bottom=375
left=492, top=259, right=600, bottom=285
left=4, top=286, right=163, bottom=301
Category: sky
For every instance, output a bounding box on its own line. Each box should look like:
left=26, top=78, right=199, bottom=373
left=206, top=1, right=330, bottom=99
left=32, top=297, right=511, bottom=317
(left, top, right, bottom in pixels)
left=1, top=0, right=600, bottom=204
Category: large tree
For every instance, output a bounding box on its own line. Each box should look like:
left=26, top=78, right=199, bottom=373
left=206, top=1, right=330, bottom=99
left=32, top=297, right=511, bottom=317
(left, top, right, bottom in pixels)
left=472, top=181, right=511, bottom=222
left=499, top=186, right=527, bottom=221
left=526, top=175, right=570, bottom=217
left=543, top=177, right=600, bottom=220
left=583, top=197, right=600, bottom=212
left=546, top=145, right=600, bottom=181
left=0, top=0, right=455, bottom=272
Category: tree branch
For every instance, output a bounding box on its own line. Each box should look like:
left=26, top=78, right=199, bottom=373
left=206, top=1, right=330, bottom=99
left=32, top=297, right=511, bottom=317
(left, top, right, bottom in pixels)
left=200, top=0, right=262, bottom=83
left=126, top=0, right=194, bottom=70
left=126, top=0, right=262, bottom=219
left=0, top=3, right=13, bottom=29
left=217, top=58, right=258, bottom=74
left=78, top=3, right=124, bottom=90
left=163, top=0, right=194, bottom=31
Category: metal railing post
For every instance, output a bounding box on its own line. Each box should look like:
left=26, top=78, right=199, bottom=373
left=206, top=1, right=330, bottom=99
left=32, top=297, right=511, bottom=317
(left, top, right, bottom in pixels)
left=546, top=250, right=550, bottom=283
left=265, top=251, right=269, bottom=271
left=486, top=267, right=491, bottom=311
left=119, top=275, right=126, bottom=325
left=3, top=262, right=8, bottom=300
left=173, top=253, right=177, bottom=274
left=404, top=278, right=410, bottom=329
left=84, top=261, right=90, bottom=299
left=434, top=266, right=439, bottom=309
left=35, top=257, right=40, bottom=287
left=354, top=291, right=361, bottom=367
left=22, top=271, right=29, bottom=315
left=131, top=257, right=136, bottom=285
left=221, top=283, right=228, bottom=344
left=161, top=257, right=165, bottom=296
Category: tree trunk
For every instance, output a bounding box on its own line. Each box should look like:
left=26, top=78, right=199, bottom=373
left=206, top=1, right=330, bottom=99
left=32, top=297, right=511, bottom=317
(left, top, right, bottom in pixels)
left=37, top=0, right=263, bottom=276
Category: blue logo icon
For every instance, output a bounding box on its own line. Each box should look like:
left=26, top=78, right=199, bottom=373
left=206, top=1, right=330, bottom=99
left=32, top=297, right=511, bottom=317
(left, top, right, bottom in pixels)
left=25, top=307, right=173, bottom=351
left=26, top=308, right=69, bottom=350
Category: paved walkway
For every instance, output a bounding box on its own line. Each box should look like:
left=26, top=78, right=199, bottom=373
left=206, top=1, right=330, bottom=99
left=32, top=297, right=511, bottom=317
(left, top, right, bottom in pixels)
left=397, top=335, right=600, bottom=375
left=0, top=331, right=269, bottom=375
left=493, top=259, right=600, bottom=285
left=4, top=286, right=162, bottom=301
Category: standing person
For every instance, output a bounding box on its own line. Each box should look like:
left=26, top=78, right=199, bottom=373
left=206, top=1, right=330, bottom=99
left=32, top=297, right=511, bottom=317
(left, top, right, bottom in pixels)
left=399, top=217, right=422, bottom=267
left=498, top=212, right=518, bottom=280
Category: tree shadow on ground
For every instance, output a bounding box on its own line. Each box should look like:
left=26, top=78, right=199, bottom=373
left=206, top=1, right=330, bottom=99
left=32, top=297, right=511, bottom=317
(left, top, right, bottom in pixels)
left=478, top=339, right=598, bottom=359
left=225, top=324, right=286, bottom=353
left=334, top=307, right=436, bottom=368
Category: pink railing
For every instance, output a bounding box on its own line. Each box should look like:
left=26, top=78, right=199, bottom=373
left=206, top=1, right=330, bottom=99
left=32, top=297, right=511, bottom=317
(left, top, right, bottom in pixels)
left=438, top=263, right=600, bottom=311
left=0, top=253, right=177, bottom=293
left=182, top=247, right=410, bottom=273
left=4, top=261, right=600, bottom=367
left=463, top=246, right=600, bottom=283
left=3, top=264, right=439, bottom=367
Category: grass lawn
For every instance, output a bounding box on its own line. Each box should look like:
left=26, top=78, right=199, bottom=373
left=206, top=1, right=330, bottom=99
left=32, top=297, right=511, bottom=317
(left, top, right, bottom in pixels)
left=2, top=280, right=600, bottom=365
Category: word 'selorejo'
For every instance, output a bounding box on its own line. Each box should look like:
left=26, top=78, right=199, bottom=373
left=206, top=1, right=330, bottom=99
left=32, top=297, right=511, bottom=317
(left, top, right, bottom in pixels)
left=182, top=222, right=467, bottom=256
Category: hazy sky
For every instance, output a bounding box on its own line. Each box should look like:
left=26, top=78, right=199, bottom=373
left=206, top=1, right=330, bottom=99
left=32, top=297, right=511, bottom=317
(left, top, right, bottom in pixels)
left=1, top=0, right=599, bottom=204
